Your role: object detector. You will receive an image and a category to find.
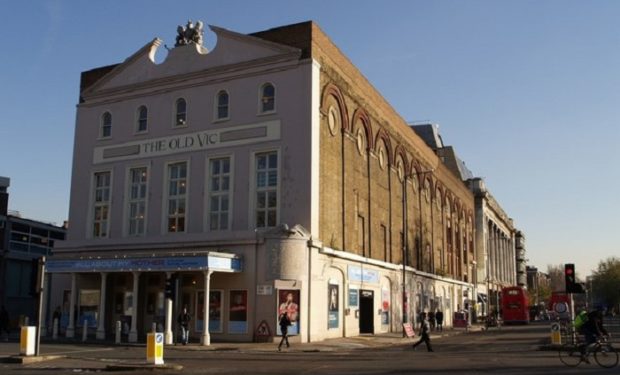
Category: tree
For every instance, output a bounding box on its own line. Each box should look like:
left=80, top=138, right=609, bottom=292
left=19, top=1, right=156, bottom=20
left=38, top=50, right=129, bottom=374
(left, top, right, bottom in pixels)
left=591, top=257, right=620, bottom=311
left=547, top=264, right=566, bottom=292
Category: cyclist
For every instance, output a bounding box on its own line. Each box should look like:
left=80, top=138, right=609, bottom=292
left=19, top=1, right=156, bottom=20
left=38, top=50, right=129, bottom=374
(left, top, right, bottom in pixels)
left=579, top=310, right=610, bottom=362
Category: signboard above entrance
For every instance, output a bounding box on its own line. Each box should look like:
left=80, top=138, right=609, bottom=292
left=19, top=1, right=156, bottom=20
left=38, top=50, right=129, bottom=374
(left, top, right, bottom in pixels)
left=46, top=254, right=242, bottom=273
left=348, top=265, right=379, bottom=284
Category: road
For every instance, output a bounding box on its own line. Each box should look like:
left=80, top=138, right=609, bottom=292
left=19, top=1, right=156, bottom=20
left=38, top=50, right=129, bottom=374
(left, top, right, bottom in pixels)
left=1, top=323, right=617, bottom=374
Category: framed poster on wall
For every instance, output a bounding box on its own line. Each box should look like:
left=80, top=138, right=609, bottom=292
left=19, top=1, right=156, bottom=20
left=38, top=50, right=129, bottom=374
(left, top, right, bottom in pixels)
left=328, top=284, right=339, bottom=329
left=277, top=289, right=300, bottom=335
left=229, top=290, right=247, bottom=334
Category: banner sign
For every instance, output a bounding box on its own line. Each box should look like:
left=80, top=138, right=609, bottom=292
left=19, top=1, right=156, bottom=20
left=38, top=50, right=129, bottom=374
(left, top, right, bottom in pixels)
left=348, top=265, right=379, bottom=284
left=46, top=255, right=242, bottom=273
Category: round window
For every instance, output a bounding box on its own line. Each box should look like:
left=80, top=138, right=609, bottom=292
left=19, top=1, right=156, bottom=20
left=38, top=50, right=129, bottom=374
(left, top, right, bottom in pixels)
left=327, top=106, right=338, bottom=136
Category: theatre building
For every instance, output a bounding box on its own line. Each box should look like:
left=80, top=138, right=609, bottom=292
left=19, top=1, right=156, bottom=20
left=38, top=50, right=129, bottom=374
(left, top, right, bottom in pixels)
left=48, top=20, right=476, bottom=344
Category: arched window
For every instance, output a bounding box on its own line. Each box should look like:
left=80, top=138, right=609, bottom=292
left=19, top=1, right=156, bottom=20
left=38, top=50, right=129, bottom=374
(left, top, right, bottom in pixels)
left=137, top=106, right=148, bottom=132
left=101, top=112, right=112, bottom=138
left=260, top=83, right=275, bottom=113
left=175, top=98, right=187, bottom=126
left=216, top=90, right=229, bottom=120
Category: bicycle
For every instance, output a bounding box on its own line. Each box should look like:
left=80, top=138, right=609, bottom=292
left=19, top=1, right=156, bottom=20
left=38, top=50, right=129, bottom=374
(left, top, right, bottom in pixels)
left=559, top=336, right=618, bottom=368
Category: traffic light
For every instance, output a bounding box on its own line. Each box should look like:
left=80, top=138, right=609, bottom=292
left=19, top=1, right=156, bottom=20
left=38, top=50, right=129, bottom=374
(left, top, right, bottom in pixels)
left=564, top=263, right=584, bottom=293
left=165, top=275, right=176, bottom=300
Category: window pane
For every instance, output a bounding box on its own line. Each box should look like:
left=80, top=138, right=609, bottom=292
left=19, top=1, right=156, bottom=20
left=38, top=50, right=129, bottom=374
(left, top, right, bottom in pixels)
left=267, top=192, right=277, bottom=208
left=257, top=155, right=266, bottom=170
left=177, top=217, right=185, bottom=232
left=211, top=160, right=220, bottom=175
left=267, top=210, right=276, bottom=227
left=222, top=159, right=230, bottom=173
left=268, top=171, right=277, bottom=187
left=257, top=172, right=266, bottom=188
left=220, top=213, right=228, bottom=229
left=268, top=154, right=277, bottom=169
left=178, top=199, right=186, bottom=214
left=222, top=176, right=229, bottom=191
left=210, top=214, right=219, bottom=230
left=218, top=106, right=228, bottom=119
left=221, top=196, right=229, bottom=211
left=256, top=212, right=265, bottom=228
left=211, top=177, right=220, bottom=192
left=257, top=192, right=266, bottom=209
left=210, top=197, right=219, bottom=211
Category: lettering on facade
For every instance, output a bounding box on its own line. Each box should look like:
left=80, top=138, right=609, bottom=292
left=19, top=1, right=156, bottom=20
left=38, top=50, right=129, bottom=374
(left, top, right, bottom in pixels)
left=93, top=121, right=280, bottom=164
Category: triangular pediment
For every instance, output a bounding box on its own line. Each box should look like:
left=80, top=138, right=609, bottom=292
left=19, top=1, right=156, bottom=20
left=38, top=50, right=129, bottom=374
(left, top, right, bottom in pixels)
left=84, top=25, right=301, bottom=95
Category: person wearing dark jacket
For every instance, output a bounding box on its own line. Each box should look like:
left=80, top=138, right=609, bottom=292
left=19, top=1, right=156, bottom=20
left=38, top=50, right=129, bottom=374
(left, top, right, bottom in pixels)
left=412, top=313, right=433, bottom=352
left=177, top=307, right=191, bottom=345
left=579, top=310, right=609, bottom=361
left=435, top=310, right=444, bottom=332
left=277, top=312, right=291, bottom=351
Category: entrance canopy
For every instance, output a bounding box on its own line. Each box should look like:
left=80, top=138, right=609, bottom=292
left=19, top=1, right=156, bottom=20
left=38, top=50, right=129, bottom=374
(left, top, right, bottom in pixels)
left=46, top=252, right=242, bottom=273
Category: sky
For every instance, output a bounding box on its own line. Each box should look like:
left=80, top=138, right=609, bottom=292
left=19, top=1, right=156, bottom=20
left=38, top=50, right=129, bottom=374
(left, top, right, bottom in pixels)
left=1, top=0, right=618, bottom=277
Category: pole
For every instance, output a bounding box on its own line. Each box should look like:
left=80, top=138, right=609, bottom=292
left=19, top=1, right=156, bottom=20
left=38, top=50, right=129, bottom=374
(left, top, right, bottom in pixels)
left=402, top=176, right=407, bottom=328
left=35, top=257, right=45, bottom=357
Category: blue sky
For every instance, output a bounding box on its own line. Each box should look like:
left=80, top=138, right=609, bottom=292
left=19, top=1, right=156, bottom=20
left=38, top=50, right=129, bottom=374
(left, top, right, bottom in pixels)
left=1, top=1, right=618, bottom=277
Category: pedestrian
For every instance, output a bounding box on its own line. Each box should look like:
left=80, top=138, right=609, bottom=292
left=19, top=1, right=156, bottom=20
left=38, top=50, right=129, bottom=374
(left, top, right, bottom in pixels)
left=177, top=306, right=191, bottom=345
left=436, top=310, right=444, bottom=332
left=412, top=312, right=433, bottom=352
left=428, top=310, right=436, bottom=331
left=0, top=306, right=9, bottom=341
left=277, top=312, right=291, bottom=351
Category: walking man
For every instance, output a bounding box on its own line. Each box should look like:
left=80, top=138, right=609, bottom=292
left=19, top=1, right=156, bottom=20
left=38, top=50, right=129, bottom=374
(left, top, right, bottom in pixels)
left=277, top=312, right=291, bottom=351
left=412, top=312, right=434, bottom=352
left=177, top=306, right=191, bottom=345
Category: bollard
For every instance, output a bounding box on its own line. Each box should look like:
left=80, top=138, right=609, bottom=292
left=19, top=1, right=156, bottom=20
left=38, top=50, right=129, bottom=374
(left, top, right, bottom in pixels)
left=20, top=326, right=36, bottom=356
left=152, top=322, right=157, bottom=333
left=146, top=332, right=164, bottom=365
left=82, top=319, right=88, bottom=342
left=52, top=318, right=59, bottom=340
left=550, top=322, right=562, bottom=345
left=115, top=321, right=121, bottom=344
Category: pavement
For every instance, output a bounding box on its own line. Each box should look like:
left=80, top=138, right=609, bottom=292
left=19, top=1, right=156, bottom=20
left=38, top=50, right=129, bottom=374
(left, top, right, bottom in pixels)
left=0, top=324, right=487, bottom=371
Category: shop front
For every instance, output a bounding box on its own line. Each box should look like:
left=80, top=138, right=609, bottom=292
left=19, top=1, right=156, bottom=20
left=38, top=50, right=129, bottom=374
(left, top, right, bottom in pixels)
left=45, top=251, right=242, bottom=345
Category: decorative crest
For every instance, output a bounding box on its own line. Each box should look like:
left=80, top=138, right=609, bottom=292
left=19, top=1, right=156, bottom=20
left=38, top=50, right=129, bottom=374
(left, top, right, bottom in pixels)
left=174, top=19, right=204, bottom=47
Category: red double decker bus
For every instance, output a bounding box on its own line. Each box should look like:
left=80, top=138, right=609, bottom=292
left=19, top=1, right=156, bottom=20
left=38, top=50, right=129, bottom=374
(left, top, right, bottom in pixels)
left=501, top=286, right=530, bottom=324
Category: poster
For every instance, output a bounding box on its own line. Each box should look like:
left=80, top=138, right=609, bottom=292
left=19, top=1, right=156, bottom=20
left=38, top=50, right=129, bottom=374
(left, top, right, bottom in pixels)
left=277, top=289, right=300, bottom=335
left=348, top=288, right=358, bottom=307
left=328, top=284, right=339, bottom=329
left=209, top=290, right=223, bottom=332
left=382, top=288, right=390, bottom=325
left=196, top=290, right=222, bottom=332
left=228, top=290, right=247, bottom=334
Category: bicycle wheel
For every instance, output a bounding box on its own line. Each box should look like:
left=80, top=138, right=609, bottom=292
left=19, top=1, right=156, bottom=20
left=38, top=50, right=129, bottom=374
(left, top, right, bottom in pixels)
left=559, top=344, right=582, bottom=367
left=594, top=344, right=618, bottom=368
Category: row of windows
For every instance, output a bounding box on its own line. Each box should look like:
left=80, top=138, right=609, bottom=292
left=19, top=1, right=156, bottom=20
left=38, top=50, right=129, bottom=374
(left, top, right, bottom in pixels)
left=90, top=151, right=279, bottom=238
left=99, top=83, right=276, bottom=138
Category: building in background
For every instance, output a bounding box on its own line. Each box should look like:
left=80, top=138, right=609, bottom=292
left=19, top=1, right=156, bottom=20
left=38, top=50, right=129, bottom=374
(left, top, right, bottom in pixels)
left=48, top=20, right=480, bottom=345
left=0, top=176, right=66, bottom=331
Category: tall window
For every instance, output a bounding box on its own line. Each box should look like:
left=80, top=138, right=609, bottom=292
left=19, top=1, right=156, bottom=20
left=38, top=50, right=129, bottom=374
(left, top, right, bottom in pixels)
left=208, top=158, right=231, bottom=230
left=216, top=90, right=229, bottom=120
left=128, top=167, right=147, bottom=236
left=101, top=112, right=112, bottom=138
left=255, top=151, right=278, bottom=228
left=381, top=224, right=388, bottom=262
left=260, top=83, right=275, bottom=113
left=167, top=162, right=187, bottom=232
left=137, top=106, right=148, bottom=133
left=175, top=98, right=187, bottom=126
left=92, top=171, right=111, bottom=238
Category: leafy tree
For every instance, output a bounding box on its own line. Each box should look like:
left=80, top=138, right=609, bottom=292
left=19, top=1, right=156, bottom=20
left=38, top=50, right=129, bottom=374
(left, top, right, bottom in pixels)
left=591, top=257, right=620, bottom=311
left=547, top=264, right=565, bottom=292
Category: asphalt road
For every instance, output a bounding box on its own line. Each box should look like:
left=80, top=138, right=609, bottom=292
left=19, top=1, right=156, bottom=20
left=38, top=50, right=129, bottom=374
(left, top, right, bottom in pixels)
left=1, top=323, right=617, bottom=374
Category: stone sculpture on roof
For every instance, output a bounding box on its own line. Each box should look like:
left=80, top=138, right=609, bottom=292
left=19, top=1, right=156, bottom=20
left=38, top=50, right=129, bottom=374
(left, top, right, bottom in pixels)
left=175, top=20, right=204, bottom=47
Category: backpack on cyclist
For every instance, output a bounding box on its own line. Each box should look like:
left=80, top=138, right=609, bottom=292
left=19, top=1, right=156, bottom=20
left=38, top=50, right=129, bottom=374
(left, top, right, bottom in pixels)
left=574, top=310, right=589, bottom=333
